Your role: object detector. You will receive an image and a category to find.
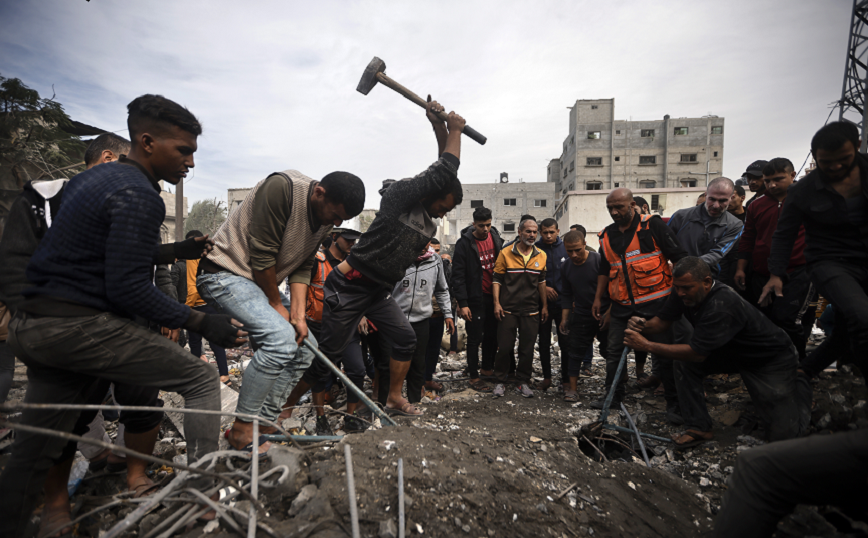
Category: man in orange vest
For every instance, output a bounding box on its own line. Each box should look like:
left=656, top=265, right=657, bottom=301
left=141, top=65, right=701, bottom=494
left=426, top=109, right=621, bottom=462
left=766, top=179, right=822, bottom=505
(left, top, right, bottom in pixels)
left=278, top=227, right=361, bottom=435
left=592, top=188, right=687, bottom=412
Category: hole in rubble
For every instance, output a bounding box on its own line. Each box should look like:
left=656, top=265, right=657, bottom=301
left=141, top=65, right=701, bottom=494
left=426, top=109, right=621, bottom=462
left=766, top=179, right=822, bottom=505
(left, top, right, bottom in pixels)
left=578, top=434, right=636, bottom=463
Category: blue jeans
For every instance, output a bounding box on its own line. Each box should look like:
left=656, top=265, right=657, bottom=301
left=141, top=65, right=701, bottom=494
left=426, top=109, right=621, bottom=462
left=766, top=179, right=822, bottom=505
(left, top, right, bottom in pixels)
left=197, top=272, right=316, bottom=422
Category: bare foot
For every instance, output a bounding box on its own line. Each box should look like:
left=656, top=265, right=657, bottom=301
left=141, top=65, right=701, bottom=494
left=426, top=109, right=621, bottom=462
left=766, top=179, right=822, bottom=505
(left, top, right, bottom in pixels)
left=39, top=505, right=73, bottom=538
left=278, top=408, right=293, bottom=422
left=220, top=375, right=231, bottom=385
left=200, top=355, right=208, bottom=362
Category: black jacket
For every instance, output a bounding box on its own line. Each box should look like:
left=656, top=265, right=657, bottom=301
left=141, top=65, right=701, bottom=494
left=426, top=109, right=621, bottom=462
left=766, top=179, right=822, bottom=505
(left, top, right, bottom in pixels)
left=451, top=225, right=504, bottom=308
left=0, top=180, right=66, bottom=313
left=769, top=152, right=868, bottom=275
left=170, top=260, right=187, bottom=304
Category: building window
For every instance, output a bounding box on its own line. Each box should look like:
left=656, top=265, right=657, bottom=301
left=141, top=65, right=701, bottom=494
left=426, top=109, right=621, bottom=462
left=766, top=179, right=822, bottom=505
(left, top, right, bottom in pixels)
left=563, top=168, right=568, bottom=178
left=470, top=200, right=484, bottom=208
left=569, top=183, right=574, bottom=190
left=587, top=181, right=602, bottom=191
left=614, top=182, right=620, bottom=187
left=641, top=129, right=655, bottom=138
left=503, top=222, right=516, bottom=232
left=714, top=151, right=719, bottom=157
left=615, top=156, right=620, bottom=161
left=680, top=154, right=698, bottom=162
left=570, top=136, right=574, bottom=145
left=651, top=194, right=661, bottom=210
left=586, top=157, right=602, bottom=166
left=591, top=105, right=598, bottom=109
left=587, top=131, right=601, bottom=139
left=711, top=126, right=723, bottom=135
left=503, top=198, right=516, bottom=206
left=674, top=127, right=688, bottom=136
left=639, top=156, right=657, bottom=165
left=681, top=179, right=697, bottom=187
left=615, top=130, right=621, bottom=135
left=534, top=199, right=547, bottom=208
left=569, top=161, right=575, bottom=171
left=639, top=180, right=657, bottom=189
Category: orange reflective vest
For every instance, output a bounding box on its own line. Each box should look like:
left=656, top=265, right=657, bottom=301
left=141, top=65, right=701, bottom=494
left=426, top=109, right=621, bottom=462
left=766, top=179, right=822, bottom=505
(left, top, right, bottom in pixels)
left=305, top=252, right=332, bottom=323
left=598, top=214, right=673, bottom=306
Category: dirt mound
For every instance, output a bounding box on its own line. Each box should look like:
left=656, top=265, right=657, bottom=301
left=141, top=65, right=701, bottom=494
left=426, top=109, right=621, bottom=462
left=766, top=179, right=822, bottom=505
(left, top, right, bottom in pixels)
left=305, top=426, right=712, bottom=538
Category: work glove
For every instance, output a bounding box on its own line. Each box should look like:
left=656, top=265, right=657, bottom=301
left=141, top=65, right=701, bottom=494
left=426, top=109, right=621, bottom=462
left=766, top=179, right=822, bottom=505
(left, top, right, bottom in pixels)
left=185, top=309, right=247, bottom=349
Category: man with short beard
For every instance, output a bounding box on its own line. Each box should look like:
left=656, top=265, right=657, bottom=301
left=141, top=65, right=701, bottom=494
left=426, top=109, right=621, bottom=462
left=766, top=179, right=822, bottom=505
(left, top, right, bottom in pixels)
left=728, top=185, right=747, bottom=222
left=625, top=257, right=811, bottom=449
left=763, top=121, right=868, bottom=376
left=736, top=158, right=813, bottom=361
left=743, top=160, right=769, bottom=208
left=592, top=188, right=687, bottom=411
left=491, top=219, right=548, bottom=398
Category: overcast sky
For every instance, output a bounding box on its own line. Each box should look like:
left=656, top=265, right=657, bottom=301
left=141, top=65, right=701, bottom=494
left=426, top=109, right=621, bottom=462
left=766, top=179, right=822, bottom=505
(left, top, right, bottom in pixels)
left=0, top=1, right=851, bottom=208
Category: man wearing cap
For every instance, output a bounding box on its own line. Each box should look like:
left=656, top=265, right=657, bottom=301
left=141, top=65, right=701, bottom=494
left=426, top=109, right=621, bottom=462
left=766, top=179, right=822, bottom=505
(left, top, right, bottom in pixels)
left=743, top=160, right=769, bottom=209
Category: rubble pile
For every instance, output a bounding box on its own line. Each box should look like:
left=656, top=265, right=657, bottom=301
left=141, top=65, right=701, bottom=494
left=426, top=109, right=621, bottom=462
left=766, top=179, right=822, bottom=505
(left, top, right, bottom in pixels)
left=3, top=334, right=866, bottom=536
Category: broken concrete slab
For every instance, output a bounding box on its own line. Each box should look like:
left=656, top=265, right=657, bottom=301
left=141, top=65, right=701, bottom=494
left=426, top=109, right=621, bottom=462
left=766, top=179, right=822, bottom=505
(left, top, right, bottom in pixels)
left=161, top=382, right=238, bottom=439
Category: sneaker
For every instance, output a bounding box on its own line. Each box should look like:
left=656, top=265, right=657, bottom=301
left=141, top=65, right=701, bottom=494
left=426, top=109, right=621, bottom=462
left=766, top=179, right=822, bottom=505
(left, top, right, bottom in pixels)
left=517, top=383, right=534, bottom=398
left=343, top=415, right=368, bottom=434
left=589, top=399, right=621, bottom=410
left=493, top=384, right=505, bottom=397
left=315, top=415, right=334, bottom=436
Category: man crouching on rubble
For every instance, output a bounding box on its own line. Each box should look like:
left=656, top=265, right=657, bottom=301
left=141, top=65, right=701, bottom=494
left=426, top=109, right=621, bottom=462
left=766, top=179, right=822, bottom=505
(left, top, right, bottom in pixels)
left=197, top=149, right=365, bottom=456
left=624, top=257, right=811, bottom=449
left=313, top=97, right=465, bottom=419
left=0, top=95, right=247, bottom=537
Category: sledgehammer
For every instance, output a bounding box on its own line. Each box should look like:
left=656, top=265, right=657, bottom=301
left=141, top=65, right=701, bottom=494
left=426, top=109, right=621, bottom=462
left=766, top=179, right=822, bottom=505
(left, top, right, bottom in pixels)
left=356, top=56, right=487, bottom=145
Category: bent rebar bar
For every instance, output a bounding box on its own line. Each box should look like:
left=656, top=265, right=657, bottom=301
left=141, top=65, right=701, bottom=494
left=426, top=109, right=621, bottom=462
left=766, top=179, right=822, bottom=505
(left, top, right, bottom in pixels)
left=303, top=339, right=397, bottom=427
left=621, top=402, right=651, bottom=467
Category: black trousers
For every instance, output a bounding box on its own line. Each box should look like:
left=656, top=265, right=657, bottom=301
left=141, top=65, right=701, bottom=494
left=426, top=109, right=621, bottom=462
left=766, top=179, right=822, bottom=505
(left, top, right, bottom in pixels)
left=566, top=314, right=602, bottom=378
left=1, top=312, right=220, bottom=537
left=675, top=347, right=811, bottom=440
left=801, top=305, right=861, bottom=379
left=188, top=304, right=229, bottom=376
left=808, top=259, right=868, bottom=371
left=465, top=294, right=497, bottom=379
left=751, top=268, right=815, bottom=361
left=538, top=307, right=567, bottom=384
left=607, top=315, right=676, bottom=404
left=405, top=320, right=429, bottom=404
left=494, top=313, right=539, bottom=382
left=425, top=316, right=445, bottom=381
left=713, top=429, right=868, bottom=538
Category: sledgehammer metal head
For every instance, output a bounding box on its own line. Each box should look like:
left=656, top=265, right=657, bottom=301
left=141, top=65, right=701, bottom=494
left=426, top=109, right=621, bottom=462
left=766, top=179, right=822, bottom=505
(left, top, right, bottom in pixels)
left=356, top=57, right=386, bottom=95
left=355, top=56, right=487, bottom=145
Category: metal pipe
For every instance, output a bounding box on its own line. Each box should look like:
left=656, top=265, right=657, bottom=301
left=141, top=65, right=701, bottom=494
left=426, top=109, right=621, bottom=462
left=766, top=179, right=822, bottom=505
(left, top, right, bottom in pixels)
left=344, top=444, right=361, bottom=538
left=262, top=434, right=344, bottom=442
left=398, top=458, right=405, bottom=538
left=303, top=339, right=397, bottom=427
left=0, top=402, right=297, bottom=447
left=249, top=418, right=259, bottom=538
left=602, top=423, right=671, bottom=443
left=598, top=346, right=629, bottom=425
left=620, top=403, right=651, bottom=467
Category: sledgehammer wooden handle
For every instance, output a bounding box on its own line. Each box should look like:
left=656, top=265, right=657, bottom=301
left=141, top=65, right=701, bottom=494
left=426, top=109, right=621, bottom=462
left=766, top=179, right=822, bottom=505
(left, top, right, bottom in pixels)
left=376, top=72, right=487, bottom=145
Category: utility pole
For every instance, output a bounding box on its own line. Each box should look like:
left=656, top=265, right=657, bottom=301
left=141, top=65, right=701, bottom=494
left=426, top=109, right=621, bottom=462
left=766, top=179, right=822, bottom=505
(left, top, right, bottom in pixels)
left=839, top=0, right=868, bottom=152
left=175, top=180, right=184, bottom=241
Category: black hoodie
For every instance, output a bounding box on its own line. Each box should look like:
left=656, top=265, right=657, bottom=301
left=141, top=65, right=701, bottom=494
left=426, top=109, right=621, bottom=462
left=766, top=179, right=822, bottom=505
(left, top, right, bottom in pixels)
left=451, top=224, right=504, bottom=308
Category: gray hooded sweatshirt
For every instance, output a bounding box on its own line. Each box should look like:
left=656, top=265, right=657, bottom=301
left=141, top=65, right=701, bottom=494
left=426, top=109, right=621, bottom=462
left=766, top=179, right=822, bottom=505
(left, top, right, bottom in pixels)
left=392, top=249, right=453, bottom=323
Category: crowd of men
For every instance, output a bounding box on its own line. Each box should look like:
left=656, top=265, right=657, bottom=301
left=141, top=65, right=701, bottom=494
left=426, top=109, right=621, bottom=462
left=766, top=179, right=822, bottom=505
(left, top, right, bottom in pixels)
left=0, top=88, right=864, bottom=536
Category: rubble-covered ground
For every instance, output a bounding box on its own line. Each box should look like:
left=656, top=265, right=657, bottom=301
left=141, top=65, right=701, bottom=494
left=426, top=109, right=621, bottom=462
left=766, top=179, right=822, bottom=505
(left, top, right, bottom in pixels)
left=2, top=329, right=866, bottom=537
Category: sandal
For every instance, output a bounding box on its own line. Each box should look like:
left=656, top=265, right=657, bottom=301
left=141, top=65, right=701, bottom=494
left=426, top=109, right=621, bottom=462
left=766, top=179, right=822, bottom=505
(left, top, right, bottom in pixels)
left=469, top=379, right=492, bottom=393
left=563, top=390, right=578, bottom=403
left=128, top=475, right=160, bottom=499
left=671, top=429, right=713, bottom=451
left=384, top=402, right=423, bottom=416
left=424, top=380, right=444, bottom=392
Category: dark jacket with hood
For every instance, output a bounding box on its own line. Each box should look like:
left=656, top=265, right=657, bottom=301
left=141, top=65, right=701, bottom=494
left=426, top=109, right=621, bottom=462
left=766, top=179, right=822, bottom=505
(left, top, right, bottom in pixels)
left=451, top=224, right=504, bottom=308
left=535, top=236, right=568, bottom=296
left=0, top=179, right=67, bottom=312
left=347, top=154, right=460, bottom=287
